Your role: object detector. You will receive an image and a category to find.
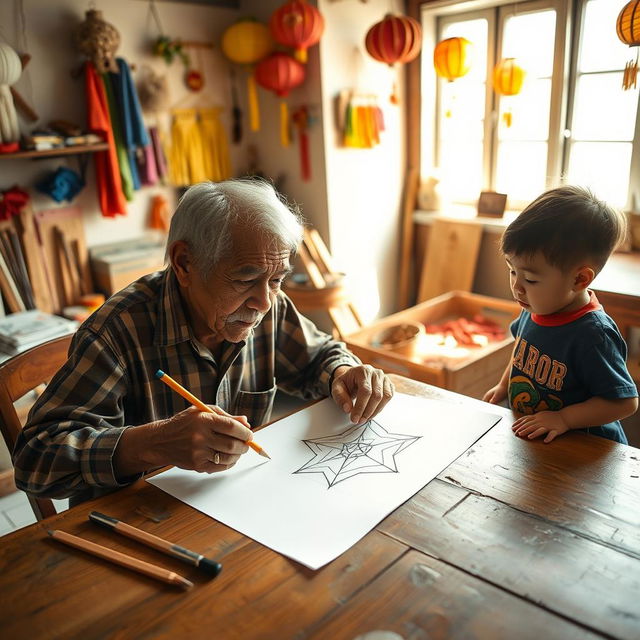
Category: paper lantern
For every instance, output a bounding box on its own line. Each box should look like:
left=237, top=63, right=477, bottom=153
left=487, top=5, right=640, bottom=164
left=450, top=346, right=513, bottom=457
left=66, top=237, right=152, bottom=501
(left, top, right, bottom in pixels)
left=433, top=37, right=472, bottom=81
left=221, top=19, right=274, bottom=65
left=255, top=53, right=305, bottom=147
left=493, top=58, right=525, bottom=95
left=270, top=0, right=325, bottom=64
left=221, top=19, right=274, bottom=131
left=365, top=14, right=422, bottom=66
left=0, top=43, right=22, bottom=145
left=616, top=1, right=640, bottom=90
left=493, top=58, right=526, bottom=128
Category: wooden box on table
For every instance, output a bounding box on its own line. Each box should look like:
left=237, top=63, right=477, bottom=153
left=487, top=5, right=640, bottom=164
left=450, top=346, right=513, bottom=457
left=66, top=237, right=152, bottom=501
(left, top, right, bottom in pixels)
left=344, top=291, right=520, bottom=399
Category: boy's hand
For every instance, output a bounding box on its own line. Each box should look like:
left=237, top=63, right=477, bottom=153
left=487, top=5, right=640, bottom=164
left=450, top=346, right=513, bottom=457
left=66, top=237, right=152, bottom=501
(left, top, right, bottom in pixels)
left=483, top=384, right=507, bottom=404
left=512, top=411, right=569, bottom=443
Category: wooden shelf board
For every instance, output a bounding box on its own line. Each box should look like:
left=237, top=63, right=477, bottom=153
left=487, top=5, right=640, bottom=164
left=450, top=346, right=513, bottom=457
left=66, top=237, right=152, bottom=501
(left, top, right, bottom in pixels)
left=0, top=143, right=108, bottom=160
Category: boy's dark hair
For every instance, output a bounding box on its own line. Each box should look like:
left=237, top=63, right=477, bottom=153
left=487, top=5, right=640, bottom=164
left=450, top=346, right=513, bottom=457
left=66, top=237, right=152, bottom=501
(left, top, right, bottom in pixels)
left=501, top=185, right=627, bottom=273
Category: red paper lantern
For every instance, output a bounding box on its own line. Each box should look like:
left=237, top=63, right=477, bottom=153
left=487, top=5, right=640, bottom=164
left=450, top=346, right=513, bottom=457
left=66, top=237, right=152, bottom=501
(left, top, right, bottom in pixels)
left=255, top=53, right=306, bottom=147
left=365, top=13, right=422, bottom=66
left=255, top=52, right=305, bottom=96
left=270, top=0, right=324, bottom=64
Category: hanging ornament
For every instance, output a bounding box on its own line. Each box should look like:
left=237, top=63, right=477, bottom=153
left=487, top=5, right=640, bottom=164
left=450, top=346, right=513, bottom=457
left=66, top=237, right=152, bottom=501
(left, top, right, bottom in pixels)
left=221, top=18, right=274, bottom=132
left=493, top=57, right=526, bottom=127
left=365, top=14, right=422, bottom=65
left=616, top=0, right=640, bottom=90
left=0, top=43, right=22, bottom=147
left=291, top=106, right=311, bottom=181
left=254, top=52, right=305, bottom=147
left=270, top=0, right=325, bottom=64
left=434, top=37, right=473, bottom=81
left=73, top=9, right=120, bottom=74
left=184, top=45, right=204, bottom=92
left=365, top=13, right=422, bottom=104
left=434, top=37, right=473, bottom=117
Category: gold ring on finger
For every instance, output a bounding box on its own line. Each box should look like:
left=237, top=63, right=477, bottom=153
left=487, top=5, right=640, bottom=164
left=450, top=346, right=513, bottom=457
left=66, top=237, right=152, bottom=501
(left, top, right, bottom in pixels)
left=214, top=452, right=220, bottom=465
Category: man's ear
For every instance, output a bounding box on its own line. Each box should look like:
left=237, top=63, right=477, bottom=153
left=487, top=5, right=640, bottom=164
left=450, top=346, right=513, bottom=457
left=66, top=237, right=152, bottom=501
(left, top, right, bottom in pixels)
left=574, top=265, right=595, bottom=290
left=169, top=241, right=192, bottom=286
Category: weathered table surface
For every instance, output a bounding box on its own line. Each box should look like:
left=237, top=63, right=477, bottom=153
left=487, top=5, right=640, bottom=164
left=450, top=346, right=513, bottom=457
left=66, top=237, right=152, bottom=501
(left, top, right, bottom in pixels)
left=1, top=375, right=639, bottom=640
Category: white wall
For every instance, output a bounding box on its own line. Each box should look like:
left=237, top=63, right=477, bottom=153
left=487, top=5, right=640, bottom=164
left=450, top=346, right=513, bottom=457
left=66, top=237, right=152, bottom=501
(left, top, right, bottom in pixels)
left=318, top=0, right=406, bottom=320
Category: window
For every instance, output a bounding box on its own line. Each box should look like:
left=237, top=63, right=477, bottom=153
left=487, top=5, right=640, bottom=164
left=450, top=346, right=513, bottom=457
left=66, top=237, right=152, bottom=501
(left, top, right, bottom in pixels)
left=421, top=0, right=640, bottom=210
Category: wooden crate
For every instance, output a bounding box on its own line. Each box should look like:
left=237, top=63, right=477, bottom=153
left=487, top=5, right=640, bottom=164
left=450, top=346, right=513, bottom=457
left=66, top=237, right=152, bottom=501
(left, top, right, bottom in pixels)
left=345, top=291, right=520, bottom=399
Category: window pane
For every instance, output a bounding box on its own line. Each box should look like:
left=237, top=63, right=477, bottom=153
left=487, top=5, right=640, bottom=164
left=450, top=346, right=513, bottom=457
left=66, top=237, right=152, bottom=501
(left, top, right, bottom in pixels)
left=439, top=142, right=484, bottom=202
left=502, top=10, right=556, bottom=77
left=436, top=18, right=488, bottom=202
left=572, top=73, right=639, bottom=141
left=567, top=142, right=632, bottom=207
left=495, top=141, right=548, bottom=202
left=579, top=0, right=632, bottom=72
left=498, top=78, right=551, bottom=141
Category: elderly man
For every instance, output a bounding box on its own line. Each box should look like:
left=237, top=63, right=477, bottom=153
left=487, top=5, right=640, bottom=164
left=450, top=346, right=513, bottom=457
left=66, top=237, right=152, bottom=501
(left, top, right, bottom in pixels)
left=14, top=179, right=393, bottom=503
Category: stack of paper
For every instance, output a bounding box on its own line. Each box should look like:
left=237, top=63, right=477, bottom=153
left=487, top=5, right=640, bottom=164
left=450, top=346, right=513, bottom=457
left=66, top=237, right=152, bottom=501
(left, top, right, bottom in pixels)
left=0, top=310, right=78, bottom=355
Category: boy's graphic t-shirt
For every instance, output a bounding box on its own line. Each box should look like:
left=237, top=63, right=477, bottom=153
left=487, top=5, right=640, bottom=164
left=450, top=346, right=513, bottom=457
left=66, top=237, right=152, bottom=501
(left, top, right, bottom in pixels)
left=508, top=292, right=637, bottom=444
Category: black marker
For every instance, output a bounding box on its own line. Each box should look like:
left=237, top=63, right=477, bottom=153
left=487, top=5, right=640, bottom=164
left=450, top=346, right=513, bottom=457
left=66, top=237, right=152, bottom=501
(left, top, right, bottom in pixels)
left=89, top=511, right=222, bottom=578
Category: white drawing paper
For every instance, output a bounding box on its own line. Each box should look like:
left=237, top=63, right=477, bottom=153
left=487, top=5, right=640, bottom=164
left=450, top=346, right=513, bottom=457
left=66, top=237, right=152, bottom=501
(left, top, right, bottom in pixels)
left=148, top=392, right=501, bottom=570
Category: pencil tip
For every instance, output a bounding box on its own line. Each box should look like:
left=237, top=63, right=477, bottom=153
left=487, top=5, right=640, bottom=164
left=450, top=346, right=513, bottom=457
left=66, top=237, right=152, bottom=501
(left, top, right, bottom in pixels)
left=155, top=370, right=164, bottom=379
left=46, top=529, right=54, bottom=536
left=179, top=577, right=194, bottom=590
left=260, top=450, right=271, bottom=459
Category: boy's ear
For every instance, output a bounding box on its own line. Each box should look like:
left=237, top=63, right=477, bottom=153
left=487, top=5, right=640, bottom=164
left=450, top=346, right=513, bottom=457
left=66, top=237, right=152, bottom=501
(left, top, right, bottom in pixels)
left=573, top=265, right=595, bottom=290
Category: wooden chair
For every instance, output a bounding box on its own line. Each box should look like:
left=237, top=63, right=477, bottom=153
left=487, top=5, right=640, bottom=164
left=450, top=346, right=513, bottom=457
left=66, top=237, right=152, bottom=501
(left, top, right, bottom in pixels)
left=285, top=227, right=364, bottom=341
left=0, top=334, right=72, bottom=520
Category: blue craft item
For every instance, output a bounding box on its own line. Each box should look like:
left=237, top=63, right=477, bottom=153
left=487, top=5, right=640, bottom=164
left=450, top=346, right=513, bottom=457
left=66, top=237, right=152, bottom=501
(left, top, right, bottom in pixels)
left=36, top=167, right=85, bottom=203
left=109, top=58, right=150, bottom=191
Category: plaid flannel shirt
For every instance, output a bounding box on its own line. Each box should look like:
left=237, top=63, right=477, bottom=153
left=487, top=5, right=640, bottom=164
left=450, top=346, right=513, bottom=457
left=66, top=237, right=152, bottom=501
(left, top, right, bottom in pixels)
left=13, top=269, right=360, bottom=501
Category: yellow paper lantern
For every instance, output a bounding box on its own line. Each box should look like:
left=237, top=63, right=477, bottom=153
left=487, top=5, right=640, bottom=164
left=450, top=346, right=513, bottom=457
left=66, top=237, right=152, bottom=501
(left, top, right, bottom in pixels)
left=433, top=37, right=472, bottom=82
left=221, top=19, right=274, bottom=131
left=221, top=19, right=273, bottom=65
left=616, top=0, right=640, bottom=90
left=493, top=58, right=525, bottom=96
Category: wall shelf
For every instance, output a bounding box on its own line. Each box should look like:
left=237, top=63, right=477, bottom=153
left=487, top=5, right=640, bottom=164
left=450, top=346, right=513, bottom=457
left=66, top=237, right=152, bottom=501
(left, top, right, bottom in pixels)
left=0, top=143, right=108, bottom=160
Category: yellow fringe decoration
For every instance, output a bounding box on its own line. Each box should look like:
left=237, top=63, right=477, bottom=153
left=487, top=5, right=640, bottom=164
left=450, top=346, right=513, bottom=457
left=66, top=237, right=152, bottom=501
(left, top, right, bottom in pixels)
left=248, top=74, right=260, bottom=131
left=280, top=101, right=290, bottom=147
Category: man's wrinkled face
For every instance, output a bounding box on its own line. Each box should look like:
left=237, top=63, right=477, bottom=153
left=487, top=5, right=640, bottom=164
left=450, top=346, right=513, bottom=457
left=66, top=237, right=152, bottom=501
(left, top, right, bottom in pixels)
left=181, top=227, right=292, bottom=347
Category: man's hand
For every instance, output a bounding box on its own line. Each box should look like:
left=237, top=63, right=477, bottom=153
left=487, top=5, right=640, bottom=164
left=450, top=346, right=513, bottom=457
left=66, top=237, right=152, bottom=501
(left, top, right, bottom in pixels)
left=511, top=411, right=569, bottom=443
left=331, top=365, right=394, bottom=424
left=483, top=384, right=507, bottom=404
left=114, top=407, right=253, bottom=478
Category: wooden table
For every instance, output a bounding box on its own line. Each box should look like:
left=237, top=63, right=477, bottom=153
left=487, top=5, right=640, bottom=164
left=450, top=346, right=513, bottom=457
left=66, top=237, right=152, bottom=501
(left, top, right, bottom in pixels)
left=1, top=375, right=639, bottom=640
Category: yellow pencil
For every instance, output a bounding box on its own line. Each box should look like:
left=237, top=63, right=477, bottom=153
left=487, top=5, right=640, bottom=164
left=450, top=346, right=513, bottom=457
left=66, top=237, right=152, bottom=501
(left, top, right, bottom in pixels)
left=48, top=529, right=193, bottom=590
left=155, top=369, right=271, bottom=459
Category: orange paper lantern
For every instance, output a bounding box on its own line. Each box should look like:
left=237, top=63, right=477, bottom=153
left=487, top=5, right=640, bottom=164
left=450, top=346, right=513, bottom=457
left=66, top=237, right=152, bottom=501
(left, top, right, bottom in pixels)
left=616, top=0, right=640, bottom=90
left=255, top=53, right=305, bottom=147
left=433, top=37, right=472, bottom=81
left=270, top=0, right=324, bottom=64
left=364, top=13, right=422, bottom=66
left=493, top=58, right=525, bottom=95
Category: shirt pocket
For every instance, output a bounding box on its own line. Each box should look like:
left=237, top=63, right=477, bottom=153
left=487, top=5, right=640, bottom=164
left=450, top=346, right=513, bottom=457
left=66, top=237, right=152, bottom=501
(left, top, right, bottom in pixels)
left=233, top=384, right=277, bottom=428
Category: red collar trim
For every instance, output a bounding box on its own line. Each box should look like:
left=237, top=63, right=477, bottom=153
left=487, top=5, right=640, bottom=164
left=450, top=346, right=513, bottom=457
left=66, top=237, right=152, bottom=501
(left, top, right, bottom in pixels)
left=531, top=291, right=601, bottom=326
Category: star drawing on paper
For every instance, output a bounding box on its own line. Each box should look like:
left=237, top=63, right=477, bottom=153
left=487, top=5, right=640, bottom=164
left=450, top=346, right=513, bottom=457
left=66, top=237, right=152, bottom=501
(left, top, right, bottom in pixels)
left=293, top=419, right=421, bottom=488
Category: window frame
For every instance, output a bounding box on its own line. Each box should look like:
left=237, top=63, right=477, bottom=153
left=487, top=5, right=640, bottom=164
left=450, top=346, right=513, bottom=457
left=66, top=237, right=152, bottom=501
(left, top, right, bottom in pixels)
left=410, top=0, right=640, bottom=211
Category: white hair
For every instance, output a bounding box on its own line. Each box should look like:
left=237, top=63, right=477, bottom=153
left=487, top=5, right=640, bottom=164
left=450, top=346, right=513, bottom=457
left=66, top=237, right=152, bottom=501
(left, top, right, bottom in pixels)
left=166, top=178, right=304, bottom=277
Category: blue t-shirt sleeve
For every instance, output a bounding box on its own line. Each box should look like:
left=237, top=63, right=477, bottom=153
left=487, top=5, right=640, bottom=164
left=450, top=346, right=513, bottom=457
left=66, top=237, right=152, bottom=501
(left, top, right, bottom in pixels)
left=510, top=310, right=525, bottom=338
left=578, top=326, right=638, bottom=400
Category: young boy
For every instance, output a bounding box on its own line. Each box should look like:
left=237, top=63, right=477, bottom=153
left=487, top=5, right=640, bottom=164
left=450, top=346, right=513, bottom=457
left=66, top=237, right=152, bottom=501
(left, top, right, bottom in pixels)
left=483, top=186, right=638, bottom=444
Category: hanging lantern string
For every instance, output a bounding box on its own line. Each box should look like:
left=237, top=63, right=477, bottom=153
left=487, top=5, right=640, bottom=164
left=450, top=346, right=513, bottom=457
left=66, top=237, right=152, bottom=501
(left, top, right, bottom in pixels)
left=149, top=0, right=164, bottom=36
